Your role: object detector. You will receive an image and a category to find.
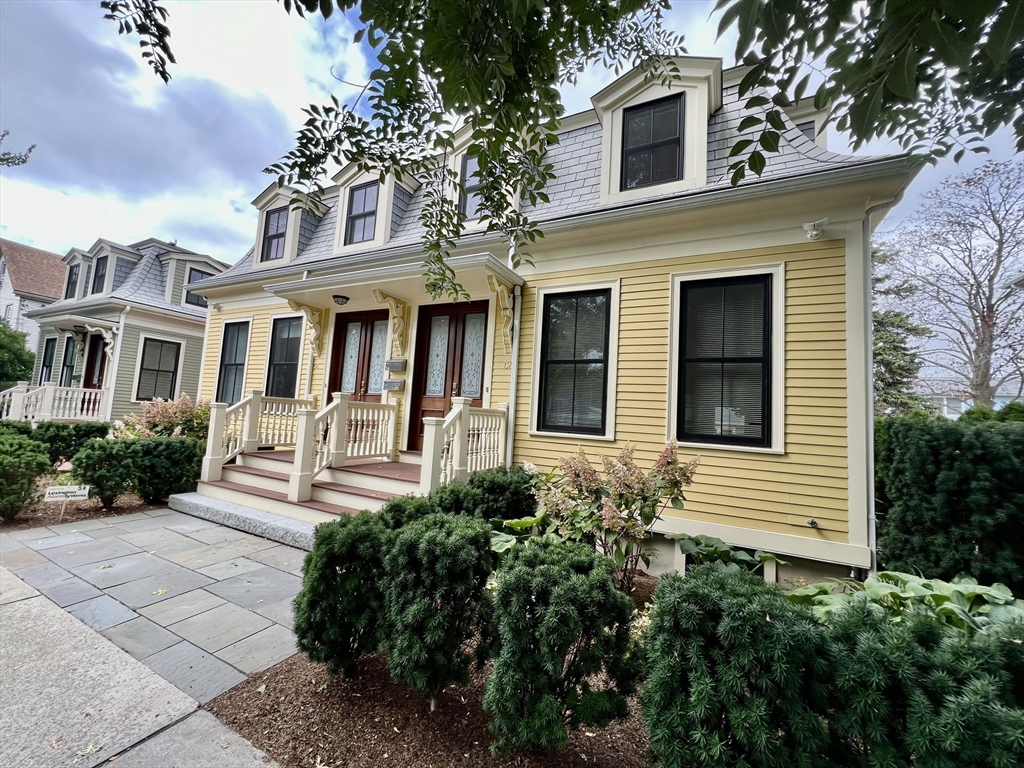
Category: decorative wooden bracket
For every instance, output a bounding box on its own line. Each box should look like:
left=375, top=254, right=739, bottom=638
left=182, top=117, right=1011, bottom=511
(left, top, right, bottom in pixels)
left=287, top=300, right=324, bottom=358
left=84, top=324, right=119, bottom=362
left=372, top=289, right=408, bottom=358
left=487, top=275, right=514, bottom=355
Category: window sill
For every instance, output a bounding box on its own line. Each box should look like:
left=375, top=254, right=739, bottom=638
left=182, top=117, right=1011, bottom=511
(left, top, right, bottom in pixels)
left=674, top=439, right=785, bottom=456
left=528, top=428, right=616, bottom=442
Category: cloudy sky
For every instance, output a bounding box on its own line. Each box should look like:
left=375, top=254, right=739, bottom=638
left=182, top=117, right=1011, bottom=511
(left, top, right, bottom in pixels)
left=0, top=0, right=1017, bottom=264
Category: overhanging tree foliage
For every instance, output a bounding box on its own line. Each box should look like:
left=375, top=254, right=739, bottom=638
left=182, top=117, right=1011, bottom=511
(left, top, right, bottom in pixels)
left=0, top=130, right=35, bottom=168
left=0, top=320, right=34, bottom=388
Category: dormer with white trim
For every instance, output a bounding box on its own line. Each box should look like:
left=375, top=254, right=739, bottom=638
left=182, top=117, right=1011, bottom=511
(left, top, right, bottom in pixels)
left=592, top=57, right=723, bottom=206
left=332, top=166, right=420, bottom=256
left=251, top=185, right=327, bottom=270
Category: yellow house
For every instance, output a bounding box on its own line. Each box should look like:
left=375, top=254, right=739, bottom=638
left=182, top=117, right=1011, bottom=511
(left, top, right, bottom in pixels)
left=184, top=58, right=916, bottom=582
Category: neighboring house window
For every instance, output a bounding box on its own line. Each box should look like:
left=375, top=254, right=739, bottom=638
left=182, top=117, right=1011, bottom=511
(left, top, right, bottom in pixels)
left=0, top=260, right=6, bottom=288
left=621, top=93, right=684, bottom=190
left=261, top=207, right=288, bottom=261
left=266, top=317, right=302, bottom=398
left=537, top=289, right=611, bottom=435
left=216, top=321, right=249, bottom=404
left=677, top=274, right=772, bottom=447
left=38, top=338, right=56, bottom=384
left=345, top=182, right=378, bottom=245
left=59, top=336, right=77, bottom=387
left=459, top=154, right=483, bottom=220
left=64, top=264, right=80, bottom=300
left=135, top=338, right=181, bottom=401
left=184, top=267, right=214, bottom=307
left=91, top=256, right=107, bottom=294
left=796, top=120, right=816, bottom=142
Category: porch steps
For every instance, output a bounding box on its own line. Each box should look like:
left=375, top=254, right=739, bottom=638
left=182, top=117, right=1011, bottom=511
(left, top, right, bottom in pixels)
left=235, top=451, right=421, bottom=499
left=196, top=479, right=360, bottom=522
left=220, top=464, right=400, bottom=512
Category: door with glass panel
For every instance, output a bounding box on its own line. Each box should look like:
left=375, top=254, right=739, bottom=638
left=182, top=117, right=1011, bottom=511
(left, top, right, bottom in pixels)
left=328, top=310, right=390, bottom=403
left=409, top=301, right=489, bottom=450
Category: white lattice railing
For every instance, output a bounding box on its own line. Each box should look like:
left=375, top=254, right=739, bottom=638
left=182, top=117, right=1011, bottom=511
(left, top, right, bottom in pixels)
left=258, top=396, right=314, bottom=447
left=221, top=395, right=251, bottom=463
left=50, top=387, right=106, bottom=420
left=346, top=401, right=397, bottom=460
left=467, top=406, right=507, bottom=473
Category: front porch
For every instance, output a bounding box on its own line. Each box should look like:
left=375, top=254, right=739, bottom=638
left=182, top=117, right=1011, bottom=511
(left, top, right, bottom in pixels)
left=0, top=381, right=108, bottom=423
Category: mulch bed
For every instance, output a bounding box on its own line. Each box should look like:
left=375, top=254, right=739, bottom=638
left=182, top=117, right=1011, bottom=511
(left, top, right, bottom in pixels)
left=0, top=475, right=165, bottom=532
left=207, top=653, right=649, bottom=768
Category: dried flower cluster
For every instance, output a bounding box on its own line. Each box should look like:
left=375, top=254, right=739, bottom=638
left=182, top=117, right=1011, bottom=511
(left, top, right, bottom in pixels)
left=112, top=393, right=211, bottom=441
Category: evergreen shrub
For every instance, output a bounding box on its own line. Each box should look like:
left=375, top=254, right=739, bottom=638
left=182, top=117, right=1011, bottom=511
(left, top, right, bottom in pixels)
left=467, top=465, right=537, bottom=521
left=0, top=434, right=52, bottom=520
left=0, top=419, right=34, bottom=438
left=382, top=512, right=493, bottom=711
left=377, top=494, right=435, bottom=529
left=293, top=512, right=391, bottom=676
left=876, top=417, right=1024, bottom=592
left=71, top=438, right=138, bottom=509
left=33, top=421, right=74, bottom=466
left=483, top=535, right=639, bottom=754
left=133, top=437, right=203, bottom=503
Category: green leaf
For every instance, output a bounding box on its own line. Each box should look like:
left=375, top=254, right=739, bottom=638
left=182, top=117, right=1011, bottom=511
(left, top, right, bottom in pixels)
left=748, top=150, right=766, bottom=176
left=759, top=130, right=780, bottom=152
left=318, top=0, right=333, bottom=19
left=728, top=138, right=755, bottom=157
left=985, top=0, right=1024, bottom=65
left=737, top=115, right=763, bottom=133
left=885, top=43, right=917, bottom=99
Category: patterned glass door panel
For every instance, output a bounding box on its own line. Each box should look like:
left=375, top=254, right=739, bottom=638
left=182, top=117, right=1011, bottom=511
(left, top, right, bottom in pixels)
left=459, top=312, right=486, bottom=398
left=366, top=319, right=389, bottom=395
left=328, top=310, right=390, bottom=403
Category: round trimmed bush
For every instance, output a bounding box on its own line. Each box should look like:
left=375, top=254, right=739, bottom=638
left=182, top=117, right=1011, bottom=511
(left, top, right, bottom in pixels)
left=71, top=438, right=137, bottom=509
left=133, top=437, right=203, bottom=503
left=0, top=434, right=51, bottom=521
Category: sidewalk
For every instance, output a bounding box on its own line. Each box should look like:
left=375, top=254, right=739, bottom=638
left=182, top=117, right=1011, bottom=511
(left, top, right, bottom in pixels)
left=0, top=507, right=303, bottom=767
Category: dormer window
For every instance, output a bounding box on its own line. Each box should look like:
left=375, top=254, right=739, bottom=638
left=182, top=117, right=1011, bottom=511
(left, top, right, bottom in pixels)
left=185, top=267, right=214, bottom=307
left=459, top=155, right=483, bottom=220
left=65, top=264, right=79, bottom=299
left=91, top=256, right=107, bottom=294
left=345, top=182, right=378, bottom=245
left=622, top=94, right=684, bottom=190
left=261, top=207, right=288, bottom=262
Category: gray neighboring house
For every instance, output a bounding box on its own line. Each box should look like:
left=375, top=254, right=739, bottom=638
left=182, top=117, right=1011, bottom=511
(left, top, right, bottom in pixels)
left=0, top=237, right=228, bottom=423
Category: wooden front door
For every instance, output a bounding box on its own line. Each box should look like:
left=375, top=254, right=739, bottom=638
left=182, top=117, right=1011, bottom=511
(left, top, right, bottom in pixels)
left=409, top=301, right=489, bottom=450
left=327, top=310, right=390, bottom=402
left=83, top=334, right=106, bottom=390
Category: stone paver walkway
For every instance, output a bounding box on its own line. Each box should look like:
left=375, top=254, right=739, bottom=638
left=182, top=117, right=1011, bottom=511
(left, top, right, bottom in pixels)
left=1, top=508, right=306, bottom=705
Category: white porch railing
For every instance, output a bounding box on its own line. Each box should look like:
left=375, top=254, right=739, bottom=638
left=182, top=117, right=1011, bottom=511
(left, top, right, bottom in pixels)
left=420, top=397, right=508, bottom=493
left=0, top=382, right=108, bottom=423
left=258, top=395, right=315, bottom=447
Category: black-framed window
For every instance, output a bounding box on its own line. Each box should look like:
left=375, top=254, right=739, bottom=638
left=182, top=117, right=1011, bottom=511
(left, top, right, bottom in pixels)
left=135, top=338, right=181, bottom=401
left=91, top=256, right=107, bottom=294
left=677, top=274, right=772, bottom=447
left=184, top=267, right=214, bottom=307
left=216, top=321, right=250, bottom=404
left=621, top=93, right=684, bottom=190
left=796, top=120, right=816, bottom=142
left=59, top=336, right=77, bottom=387
left=459, top=154, right=483, bottom=220
left=538, top=289, right=611, bottom=434
left=266, top=317, right=302, bottom=398
left=38, top=338, right=57, bottom=384
left=261, top=207, right=288, bottom=262
left=64, top=264, right=79, bottom=300
left=344, top=182, right=378, bottom=245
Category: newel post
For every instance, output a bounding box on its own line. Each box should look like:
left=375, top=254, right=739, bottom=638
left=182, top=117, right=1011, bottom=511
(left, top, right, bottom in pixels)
left=202, top=403, right=227, bottom=482
left=450, top=396, right=472, bottom=482
left=38, top=382, right=56, bottom=422
left=329, top=392, right=349, bottom=469
left=241, top=389, right=263, bottom=453
left=289, top=408, right=316, bottom=502
left=8, top=382, right=28, bottom=422
left=419, top=416, right=445, bottom=494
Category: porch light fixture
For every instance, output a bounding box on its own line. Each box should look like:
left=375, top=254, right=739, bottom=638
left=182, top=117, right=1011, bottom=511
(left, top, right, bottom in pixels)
left=332, top=295, right=350, bottom=306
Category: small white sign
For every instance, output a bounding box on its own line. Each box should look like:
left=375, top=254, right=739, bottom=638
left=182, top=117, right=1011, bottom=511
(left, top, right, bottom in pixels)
left=44, top=485, right=90, bottom=502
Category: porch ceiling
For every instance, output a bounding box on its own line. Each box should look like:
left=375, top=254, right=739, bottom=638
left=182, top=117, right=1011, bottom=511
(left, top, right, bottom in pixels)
left=262, top=251, right=523, bottom=312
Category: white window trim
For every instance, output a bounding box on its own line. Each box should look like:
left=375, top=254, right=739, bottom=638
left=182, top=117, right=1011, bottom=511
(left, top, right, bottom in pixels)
left=213, top=317, right=253, bottom=405
left=263, top=312, right=306, bottom=399
left=253, top=197, right=301, bottom=270
left=182, top=265, right=214, bottom=307
left=529, top=279, right=621, bottom=442
left=131, top=333, right=187, bottom=404
left=334, top=171, right=401, bottom=254
left=667, top=262, right=786, bottom=455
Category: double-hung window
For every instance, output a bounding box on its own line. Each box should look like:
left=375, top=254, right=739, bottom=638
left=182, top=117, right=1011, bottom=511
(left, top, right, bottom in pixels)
left=537, top=289, right=611, bottom=435
left=91, top=256, right=107, bottom=294
left=216, top=322, right=249, bottom=404
left=38, top=338, right=57, bottom=384
left=59, top=336, right=77, bottom=387
left=621, top=94, right=684, bottom=190
left=459, top=154, right=483, bottom=220
left=677, top=274, right=772, bottom=447
left=345, top=182, right=378, bottom=245
left=135, top=338, right=181, bottom=401
left=266, top=317, right=302, bottom=398
left=261, top=207, right=288, bottom=262
left=64, top=264, right=80, bottom=300
left=185, top=267, right=214, bottom=307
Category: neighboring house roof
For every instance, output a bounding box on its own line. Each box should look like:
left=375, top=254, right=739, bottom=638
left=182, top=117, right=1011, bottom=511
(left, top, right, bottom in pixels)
left=1009, top=271, right=1024, bottom=291
left=0, top=238, right=66, bottom=301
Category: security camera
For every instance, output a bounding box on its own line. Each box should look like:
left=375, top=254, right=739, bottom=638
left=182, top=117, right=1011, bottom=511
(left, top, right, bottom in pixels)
left=803, top=218, right=829, bottom=240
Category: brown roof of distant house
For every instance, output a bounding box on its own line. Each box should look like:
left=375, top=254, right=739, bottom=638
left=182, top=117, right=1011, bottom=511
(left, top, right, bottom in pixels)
left=0, top=238, right=66, bottom=301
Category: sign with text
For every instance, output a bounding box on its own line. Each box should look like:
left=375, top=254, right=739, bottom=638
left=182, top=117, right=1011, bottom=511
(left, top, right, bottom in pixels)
left=44, top=485, right=90, bottom=502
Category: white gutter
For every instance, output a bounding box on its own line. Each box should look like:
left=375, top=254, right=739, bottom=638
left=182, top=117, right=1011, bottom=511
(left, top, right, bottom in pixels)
left=505, top=284, right=523, bottom=468
left=106, top=306, right=129, bottom=422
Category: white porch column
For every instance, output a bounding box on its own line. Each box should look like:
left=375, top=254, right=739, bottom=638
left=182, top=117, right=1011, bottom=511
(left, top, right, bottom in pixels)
left=8, top=382, right=29, bottom=422
left=38, top=382, right=56, bottom=422
left=202, top=403, right=227, bottom=482
left=450, top=396, right=472, bottom=482
left=241, top=389, right=263, bottom=453
left=289, top=407, right=317, bottom=502
left=329, top=392, right=349, bottom=469
left=419, top=416, right=445, bottom=494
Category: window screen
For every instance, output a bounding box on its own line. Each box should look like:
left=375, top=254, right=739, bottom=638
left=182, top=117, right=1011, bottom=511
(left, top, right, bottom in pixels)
left=59, top=336, right=77, bottom=387
left=459, top=154, right=483, bottom=220
left=261, top=207, right=288, bottom=261
left=621, top=94, right=684, bottom=190
left=64, top=264, right=79, bottom=300
left=91, top=256, right=107, bottom=294
left=185, top=267, right=214, bottom=307
left=39, top=338, right=57, bottom=384
left=216, top=322, right=249, bottom=404
left=345, top=182, right=378, bottom=245
left=135, top=338, right=181, bottom=401
left=538, top=289, right=611, bottom=434
left=677, top=275, right=771, bottom=447
left=266, top=317, right=302, bottom=398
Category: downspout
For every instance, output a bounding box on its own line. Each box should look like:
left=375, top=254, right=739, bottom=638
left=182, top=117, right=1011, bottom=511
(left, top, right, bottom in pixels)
left=862, top=188, right=906, bottom=575
left=504, top=284, right=523, bottom=468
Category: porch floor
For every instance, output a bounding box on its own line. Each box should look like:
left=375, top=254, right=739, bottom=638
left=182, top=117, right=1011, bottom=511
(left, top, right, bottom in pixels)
left=239, top=451, right=421, bottom=484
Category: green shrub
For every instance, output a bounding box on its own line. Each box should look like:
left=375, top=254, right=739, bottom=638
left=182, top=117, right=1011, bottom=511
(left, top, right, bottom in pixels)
left=0, top=434, right=52, bottom=521
left=293, top=513, right=391, bottom=676
left=642, top=566, right=831, bottom=768
left=996, top=401, right=1024, bottom=422
left=0, top=419, right=34, bottom=438
left=72, top=421, right=111, bottom=446
left=33, top=421, right=74, bottom=466
left=71, top=438, right=137, bottom=509
left=961, top=404, right=997, bottom=421
left=468, top=465, right=537, bottom=521
left=483, top=535, right=639, bottom=754
left=382, top=513, right=493, bottom=711
left=876, top=418, right=1024, bottom=592
left=427, top=479, right=483, bottom=518
left=377, top=494, right=435, bottom=529
left=133, top=438, right=203, bottom=503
